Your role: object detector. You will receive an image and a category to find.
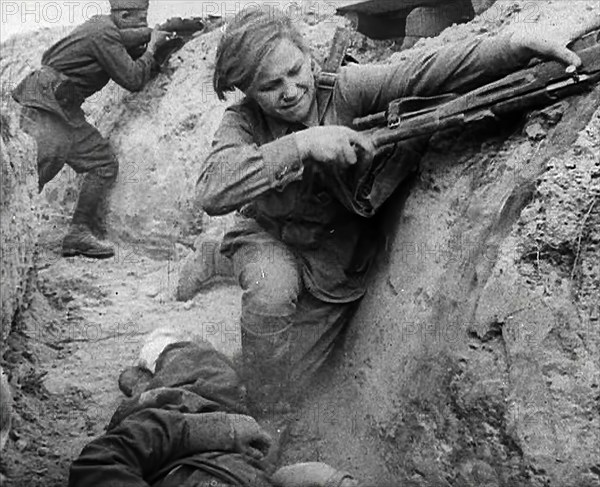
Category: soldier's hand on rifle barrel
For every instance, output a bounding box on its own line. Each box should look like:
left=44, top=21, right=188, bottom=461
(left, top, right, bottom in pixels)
left=295, top=126, right=374, bottom=168
left=510, top=14, right=600, bottom=67
left=147, top=25, right=172, bottom=55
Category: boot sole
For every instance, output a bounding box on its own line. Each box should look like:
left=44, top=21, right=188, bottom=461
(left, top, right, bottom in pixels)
left=62, top=249, right=115, bottom=259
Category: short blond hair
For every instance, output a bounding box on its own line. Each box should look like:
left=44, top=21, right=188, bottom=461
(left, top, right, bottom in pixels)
left=213, top=9, right=308, bottom=100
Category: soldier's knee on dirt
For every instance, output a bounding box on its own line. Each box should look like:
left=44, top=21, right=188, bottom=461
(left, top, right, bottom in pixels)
left=235, top=242, right=302, bottom=318
left=240, top=261, right=301, bottom=318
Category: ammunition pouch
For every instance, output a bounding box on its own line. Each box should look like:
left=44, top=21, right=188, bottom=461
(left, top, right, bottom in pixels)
left=12, top=66, right=84, bottom=125
left=53, top=76, right=79, bottom=110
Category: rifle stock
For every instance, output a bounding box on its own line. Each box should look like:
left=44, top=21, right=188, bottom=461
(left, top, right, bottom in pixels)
left=355, top=30, right=600, bottom=150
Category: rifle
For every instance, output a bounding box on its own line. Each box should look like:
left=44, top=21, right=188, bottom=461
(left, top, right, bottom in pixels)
left=120, top=17, right=207, bottom=67
left=353, top=30, right=600, bottom=152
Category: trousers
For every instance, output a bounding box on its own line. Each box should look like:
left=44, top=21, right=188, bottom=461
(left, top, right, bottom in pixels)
left=19, top=107, right=118, bottom=232
left=229, top=228, right=360, bottom=405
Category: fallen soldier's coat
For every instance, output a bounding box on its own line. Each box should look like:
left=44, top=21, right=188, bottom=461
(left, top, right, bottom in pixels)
left=69, top=341, right=270, bottom=487
left=69, top=340, right=355, bottom=487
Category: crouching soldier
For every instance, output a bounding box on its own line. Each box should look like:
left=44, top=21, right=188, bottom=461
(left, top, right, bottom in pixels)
left=12, top=0, right=170, bottom=258
left=68, top=330, right=358, bottom=487
left=197, top=9, right=599, bottom=408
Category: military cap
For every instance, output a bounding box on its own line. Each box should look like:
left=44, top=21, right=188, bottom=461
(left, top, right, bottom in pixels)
left=109, top=0, right=149, bottom=11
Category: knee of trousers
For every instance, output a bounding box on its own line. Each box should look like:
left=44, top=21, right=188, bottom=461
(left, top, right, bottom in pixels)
left=239, top=265, right=301, bottom=321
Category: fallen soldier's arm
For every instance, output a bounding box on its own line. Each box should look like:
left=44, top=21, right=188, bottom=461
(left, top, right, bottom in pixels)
left=68, top=409, right=270, bottom=487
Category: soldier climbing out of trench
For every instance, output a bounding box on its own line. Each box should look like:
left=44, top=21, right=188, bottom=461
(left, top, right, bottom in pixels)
left=11, top=0, right=171, bottom=259
left=196, top=8, right=600, bottom=413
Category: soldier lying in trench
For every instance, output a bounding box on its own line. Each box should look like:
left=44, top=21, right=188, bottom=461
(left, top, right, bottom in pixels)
left=68, top=329, right=358, bottom=487
left=195, top=8, right=600, bottom=409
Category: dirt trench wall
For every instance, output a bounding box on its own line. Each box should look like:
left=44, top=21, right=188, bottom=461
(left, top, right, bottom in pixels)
left=283, top=2, right=600, bottom=486
left=286, top=92, right=600, bottom=487
left=0, top=28, right=83, bottom=345
left=0, top=106, right=39, bottom=345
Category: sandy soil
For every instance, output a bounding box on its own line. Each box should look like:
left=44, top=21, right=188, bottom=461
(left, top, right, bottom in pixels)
left=1, top=236, right=241, bottom=485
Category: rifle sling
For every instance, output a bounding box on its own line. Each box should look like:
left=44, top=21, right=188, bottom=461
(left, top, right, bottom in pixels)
left=317, top=73, right=337, bottom=123
left=316, top=26, right=353, bottom=123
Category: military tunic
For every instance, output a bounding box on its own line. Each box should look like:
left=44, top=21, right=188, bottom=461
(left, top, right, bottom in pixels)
left=12, top=14, right=156, bottom=198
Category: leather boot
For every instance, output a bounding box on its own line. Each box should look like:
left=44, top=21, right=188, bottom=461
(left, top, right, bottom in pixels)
left=175, top=238, right=234, bottom=301
left=71, top=167, right=116, bottom=240
left=62, top=224, right=115, bottom=258
left=89, top=193, right=110, bottom=239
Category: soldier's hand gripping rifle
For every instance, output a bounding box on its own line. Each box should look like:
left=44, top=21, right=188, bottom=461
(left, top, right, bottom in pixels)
left=353, top=30, right=600, bottom=153
left=120, top=17, right=207, bottom=67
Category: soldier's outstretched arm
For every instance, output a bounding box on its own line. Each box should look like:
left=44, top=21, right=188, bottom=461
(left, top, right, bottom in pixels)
left=509, top=14, right=600, bottom=67
left=336, top=12, right=600, bottom=119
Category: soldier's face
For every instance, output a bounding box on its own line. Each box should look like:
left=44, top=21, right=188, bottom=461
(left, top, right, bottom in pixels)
left=248, top=38, right=315, bottom=124
left=113, top=9, right=148, bottom=29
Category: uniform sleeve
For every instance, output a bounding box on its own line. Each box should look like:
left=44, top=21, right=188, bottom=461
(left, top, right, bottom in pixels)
left=197, top=107, right=304, bottom=216
left=339, top=34, right=533, bottom=117
left=88, top=24, right=156, bottom=92
left=68, top=409, right=236, bottom=487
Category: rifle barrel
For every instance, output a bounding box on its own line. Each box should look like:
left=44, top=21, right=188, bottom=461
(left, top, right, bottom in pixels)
left=371, top=113, right=465, bottom=147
